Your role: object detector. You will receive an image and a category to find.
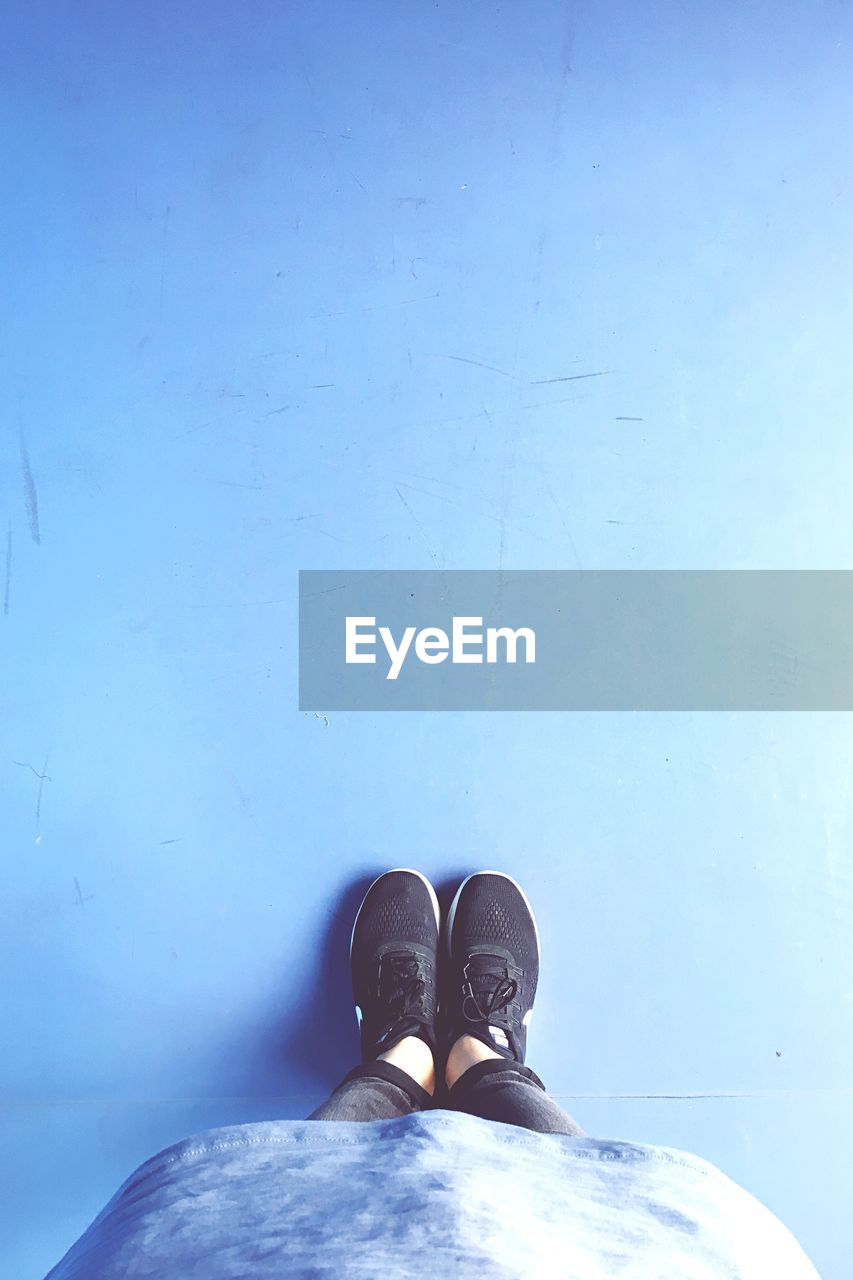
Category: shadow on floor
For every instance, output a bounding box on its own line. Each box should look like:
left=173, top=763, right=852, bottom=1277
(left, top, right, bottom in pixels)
left=236, top=866, right=475, bottom=1109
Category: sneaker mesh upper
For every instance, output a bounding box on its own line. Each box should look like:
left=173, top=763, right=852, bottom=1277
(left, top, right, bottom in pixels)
left=354, top=872, right=438, bottom=952
left=454, top=875, right=538, bottom=983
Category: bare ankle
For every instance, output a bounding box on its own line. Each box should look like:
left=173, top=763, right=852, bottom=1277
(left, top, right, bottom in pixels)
left=378, top=1035, right=436, bottom=1095
left=445, top=1033, right=502, bottom=1089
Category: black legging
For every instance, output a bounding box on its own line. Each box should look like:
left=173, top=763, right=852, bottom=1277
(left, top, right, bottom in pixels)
left=309, top=1057, right=585, bottom=1135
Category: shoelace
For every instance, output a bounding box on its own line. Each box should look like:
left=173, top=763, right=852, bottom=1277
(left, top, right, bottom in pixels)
left=461, top=958, right=519, bottom=1028
left=373, top=953, right=428, bottom=1046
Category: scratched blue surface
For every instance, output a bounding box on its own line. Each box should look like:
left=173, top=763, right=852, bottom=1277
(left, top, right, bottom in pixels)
left=1, top=2, right=852, bottom=1277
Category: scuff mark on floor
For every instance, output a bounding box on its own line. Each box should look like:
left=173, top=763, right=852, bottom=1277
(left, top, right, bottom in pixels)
left=3, top=521, right=11, bottom=615
left=395, top=487, right=441, bottom=568
left=74, top=877, right=94, bottom=907
left=35, top=750, right=51, bottom=826
left=19, top=433, right=40, bottom=544
left=14, top=760, right=52, bottom=781
left=530, top=370, right=610, bottom=385
left=441, top=354, right=515, bottom=378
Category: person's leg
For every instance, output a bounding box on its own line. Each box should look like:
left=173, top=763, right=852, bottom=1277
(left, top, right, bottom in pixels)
left=444, top=1034, right=585, bottom=1135
left=310, top=1036, right=434, bottom=1120
left=308, top=870, right=440, bottom=1123
left=441, top=871, right=586, bottom=1136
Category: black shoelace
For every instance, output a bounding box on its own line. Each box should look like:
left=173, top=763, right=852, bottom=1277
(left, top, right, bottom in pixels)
left=461, top=958, right=519, bottom=1028
left=373, top=953, right=428, bottom=1046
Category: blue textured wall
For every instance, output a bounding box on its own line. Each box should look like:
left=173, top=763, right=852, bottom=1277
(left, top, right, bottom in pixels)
left=2, top=3, right=851, bottom=1276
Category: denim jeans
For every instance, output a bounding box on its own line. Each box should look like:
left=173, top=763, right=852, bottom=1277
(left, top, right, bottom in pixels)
left=309, top=1058, right=585, bottom=1136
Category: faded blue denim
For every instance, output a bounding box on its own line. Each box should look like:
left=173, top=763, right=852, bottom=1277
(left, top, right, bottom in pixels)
left=45, top=1106, right=819, bottom=1278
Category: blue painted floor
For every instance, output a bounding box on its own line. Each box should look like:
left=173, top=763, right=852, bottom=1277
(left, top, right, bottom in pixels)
left=2, top=3, right=852, bottom=1276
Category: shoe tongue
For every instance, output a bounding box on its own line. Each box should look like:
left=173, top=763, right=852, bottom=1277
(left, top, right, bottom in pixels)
left=379, top=952, right=419, bottom=1000
left=466, top=953, right=507, bottom=994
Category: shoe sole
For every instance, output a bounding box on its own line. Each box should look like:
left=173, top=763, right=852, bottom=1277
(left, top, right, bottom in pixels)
left=445, top=869, right=541, bottom=962
left=350, top=868, right=441, bottom=959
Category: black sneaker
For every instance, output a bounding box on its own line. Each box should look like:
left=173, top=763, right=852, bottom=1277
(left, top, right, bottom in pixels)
left=350, top=869, right=440, bottom=1062
left=445, top=871, right=540, bottom=1064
